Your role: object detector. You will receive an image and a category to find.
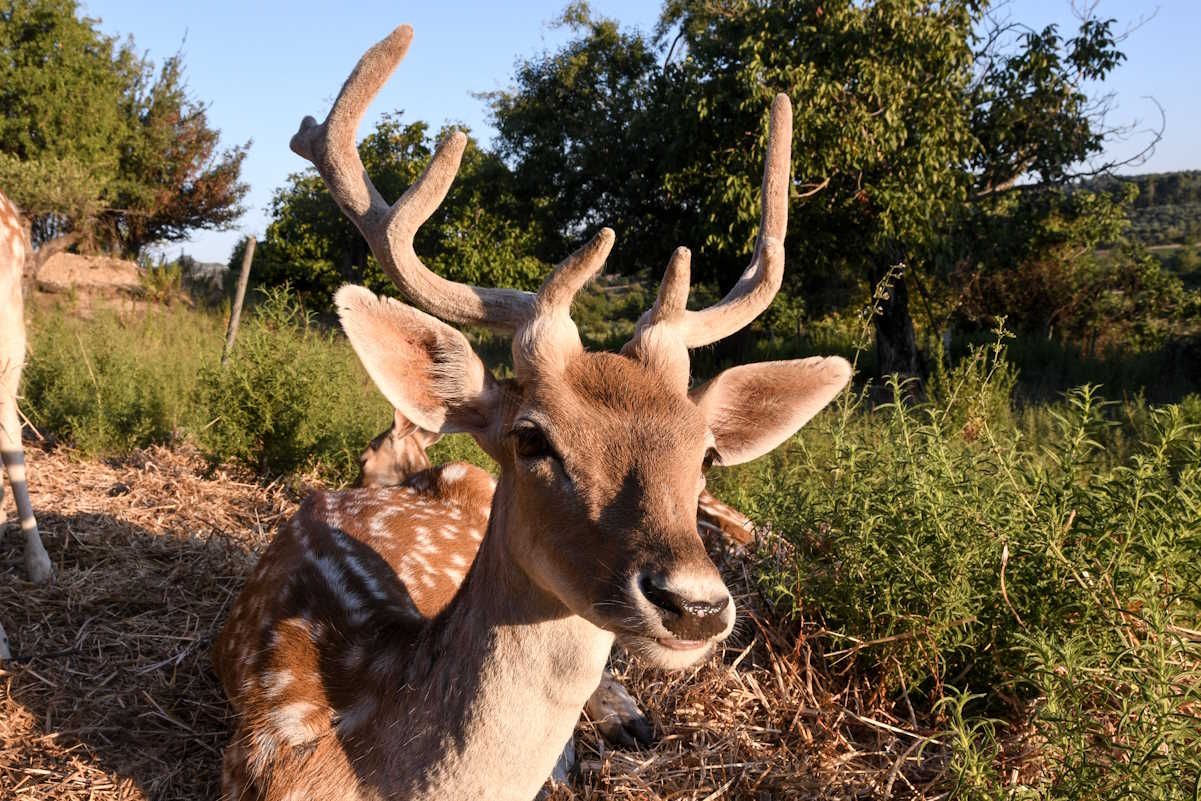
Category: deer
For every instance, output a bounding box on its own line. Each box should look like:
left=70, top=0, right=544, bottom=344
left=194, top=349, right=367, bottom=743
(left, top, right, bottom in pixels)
left=0, top=188, right=53, bottom=662
left=353, top=409, right=754, bottom=753
left=213, top=24, right=851, bottom=801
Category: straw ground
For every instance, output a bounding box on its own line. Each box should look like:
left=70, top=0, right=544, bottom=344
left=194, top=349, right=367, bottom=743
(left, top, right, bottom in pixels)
left=1, top=443, right=953, bottom=800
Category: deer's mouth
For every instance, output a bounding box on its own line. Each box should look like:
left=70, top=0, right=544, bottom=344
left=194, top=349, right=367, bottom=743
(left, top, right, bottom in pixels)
left=655, top=636, right=708, bottom=651
left=617, top=631, right=720, bottom=670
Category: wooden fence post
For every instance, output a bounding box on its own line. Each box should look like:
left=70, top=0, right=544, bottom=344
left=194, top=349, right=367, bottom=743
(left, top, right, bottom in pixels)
left=222, top=236, right=256, bottom=366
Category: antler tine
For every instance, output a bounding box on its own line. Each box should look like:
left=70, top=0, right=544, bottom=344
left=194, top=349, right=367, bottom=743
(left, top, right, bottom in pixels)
left=291, top=25, right=535, bottom=331
left=620, top=247, right=692, bottom=387
left=513, top=227, right=615, bottom=377
left=647, top=247, right=692, bottom=323
left=623, top=94, right=793, bottom=369
left=535, top=227, right=615, bottom=312
left=679, top=93, right=792, bottom=347
left=290, top=25, right=413, bottom=227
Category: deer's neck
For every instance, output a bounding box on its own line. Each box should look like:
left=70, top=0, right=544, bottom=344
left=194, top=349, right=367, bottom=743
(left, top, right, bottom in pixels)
left=370, top=485, right=613, bottom=801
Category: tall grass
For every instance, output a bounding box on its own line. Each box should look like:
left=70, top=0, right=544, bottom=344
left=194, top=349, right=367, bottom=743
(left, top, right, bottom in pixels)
left=23, top=302, right=220, bottom=453
left=714, top=332, right=1201, bottom=798
left=23, top=289, right=493, bottom=484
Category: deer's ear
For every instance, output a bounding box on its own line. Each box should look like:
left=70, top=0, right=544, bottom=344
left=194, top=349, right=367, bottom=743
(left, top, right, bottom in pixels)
left=690, top=357, right=851, bottom=466
left=389, top=408, right=419, bottom=440
left=336, top=286, right=501, bottom=442
left=412, top=428, right=444, bottom=449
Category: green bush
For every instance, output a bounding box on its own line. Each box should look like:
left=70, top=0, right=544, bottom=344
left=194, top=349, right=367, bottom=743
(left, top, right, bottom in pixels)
left=196, top=287, right=389, bottom=482
left=22, top=290, right=493, bottom=484
left=727, top=332, right=1201, bottom=798
left=23, top=303, right=218, bottom=453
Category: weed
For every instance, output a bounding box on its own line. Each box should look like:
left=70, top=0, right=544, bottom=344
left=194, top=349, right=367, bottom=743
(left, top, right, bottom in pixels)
left=197, top=286, right=389, bottom=482
left=23, top=303, right=218, bottom=452
left=731, top=329, right=1201, bottom=798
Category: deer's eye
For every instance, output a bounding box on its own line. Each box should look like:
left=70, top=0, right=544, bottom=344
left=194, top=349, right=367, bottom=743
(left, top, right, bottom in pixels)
left=513, top=424, right=553, bottom=461
left=702, top=447, right=719, bottom=473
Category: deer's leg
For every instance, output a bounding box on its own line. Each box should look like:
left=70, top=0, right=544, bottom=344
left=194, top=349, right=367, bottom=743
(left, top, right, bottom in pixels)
left=544, top=669, right=653, bottom=788
left=1, top=401, right=50, bottom=584
left=0, top=444, right=5, bottom=661
left=548, top=732, right=576, bottom=788
left=584, top=669, right=654, bottom=748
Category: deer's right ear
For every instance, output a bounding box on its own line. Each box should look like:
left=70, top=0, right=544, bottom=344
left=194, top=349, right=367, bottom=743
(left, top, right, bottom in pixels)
left=389, top=408, right=420, bottom=440
left=336, top=286, right=501, bottom=442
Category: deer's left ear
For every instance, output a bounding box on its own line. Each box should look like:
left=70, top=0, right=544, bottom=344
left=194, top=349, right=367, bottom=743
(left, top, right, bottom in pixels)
left=335, top=285, right=502, bottom=445
left=690, top=356, right=851, bottom=466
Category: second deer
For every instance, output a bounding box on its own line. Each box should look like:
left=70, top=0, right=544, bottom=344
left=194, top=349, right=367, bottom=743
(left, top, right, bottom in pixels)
left=0, top=188, right=52, bottom=662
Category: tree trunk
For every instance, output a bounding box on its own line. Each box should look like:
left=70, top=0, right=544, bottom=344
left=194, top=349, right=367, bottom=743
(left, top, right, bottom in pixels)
left=23, top=228, right=82, bottom=282
left=871, top=252, right=922, bottom=384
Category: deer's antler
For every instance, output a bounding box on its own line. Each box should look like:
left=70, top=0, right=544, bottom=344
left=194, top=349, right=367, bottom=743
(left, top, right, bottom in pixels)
left=622, top=94, right=793, bottom=387
left=295, top=26, right=787, bottom=384
left=291, top=24, right=612, bottom=351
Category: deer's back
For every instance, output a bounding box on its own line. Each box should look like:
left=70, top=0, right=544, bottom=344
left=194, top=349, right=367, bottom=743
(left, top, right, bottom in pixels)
left=213, top=463, right=495, bottom=798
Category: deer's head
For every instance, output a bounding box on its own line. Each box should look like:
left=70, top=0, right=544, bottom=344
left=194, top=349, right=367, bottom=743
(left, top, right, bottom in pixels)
left=297, top=26, right=850, bottom=669
left=355, top=409, right=442, bottom=488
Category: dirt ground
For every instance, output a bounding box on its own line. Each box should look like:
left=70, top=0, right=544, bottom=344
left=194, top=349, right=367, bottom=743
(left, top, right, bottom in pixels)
left=1, top=445, right=947, bottom=800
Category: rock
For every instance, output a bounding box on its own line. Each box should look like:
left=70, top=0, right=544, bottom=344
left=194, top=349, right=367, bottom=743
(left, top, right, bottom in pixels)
left=37, top=252, right=143, bottom=296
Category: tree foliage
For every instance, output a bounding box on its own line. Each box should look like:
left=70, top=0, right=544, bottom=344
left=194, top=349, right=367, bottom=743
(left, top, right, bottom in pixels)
left=0, top=0, right=248, bottom=256
left=245, top=0, right=1184, bottom=370
left=248, top=113, right=547, bottom=306
left=488, top=7, right=684, bottom=275
left=954, top=185, right=1198, bottom=349
left=969, top=15, right=1126, bottom=193
left=1082, top=171, right=1201, bottom=246
left=488, top=0, right=1161, bottom=374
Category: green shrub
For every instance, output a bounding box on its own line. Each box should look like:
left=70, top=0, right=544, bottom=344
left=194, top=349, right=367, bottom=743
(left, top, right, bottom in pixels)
left=196, top=287, right=389, bottom=482
left=23, top=304, right=218, bottom=453
left=139, top=261, right=185, bottom=304
left=732, top=331, right=1201, bottom=798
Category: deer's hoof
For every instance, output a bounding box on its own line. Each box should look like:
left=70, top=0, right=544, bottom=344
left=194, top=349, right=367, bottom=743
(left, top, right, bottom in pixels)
left=585, top=672, right=655, bottom=748
left=25, top=537, right=53, bottom=585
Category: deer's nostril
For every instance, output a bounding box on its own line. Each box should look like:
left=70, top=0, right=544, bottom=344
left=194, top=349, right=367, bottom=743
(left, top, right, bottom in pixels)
left=639, top=571, right=685, bottom=617
left=638, top=570, right=730, bottom=626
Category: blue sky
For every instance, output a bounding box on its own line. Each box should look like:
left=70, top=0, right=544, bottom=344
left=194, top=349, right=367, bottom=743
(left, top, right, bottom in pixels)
left=80, top=1, right=1199, bottom=264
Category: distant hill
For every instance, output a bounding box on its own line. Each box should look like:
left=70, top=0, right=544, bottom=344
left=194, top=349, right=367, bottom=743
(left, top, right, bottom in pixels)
left=1082, top=170, right=1201, bottom=246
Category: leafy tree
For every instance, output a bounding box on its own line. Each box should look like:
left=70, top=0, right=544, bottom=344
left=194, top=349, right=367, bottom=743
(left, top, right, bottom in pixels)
left=658, top=0, right=980, bottom=375
left=98, top=53, right=249, bottom=256
left=969, top=14, right=1127, bottom=194
left=1082, top=171, right=1201, bottom=247
left=943, top=16, right=1196, bottom=350
left=491, top=1, right=1148, bottom=377
left=0, top=0, right=248, bottom=258
left=0, top=0, right=134, bottom=251
left=488, top=6, right=688, bottom=275
left=953, top=185, right=1197, bottom=350
left=248, top=113, right=548, bottom=307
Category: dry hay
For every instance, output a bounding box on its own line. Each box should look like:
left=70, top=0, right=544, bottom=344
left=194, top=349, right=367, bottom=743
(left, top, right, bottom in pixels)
left=1, top=445, right=952, bottom=800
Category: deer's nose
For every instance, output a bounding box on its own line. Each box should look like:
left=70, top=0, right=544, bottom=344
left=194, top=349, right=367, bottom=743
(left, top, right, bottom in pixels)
left=637, top=569, right=731, bottom=640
